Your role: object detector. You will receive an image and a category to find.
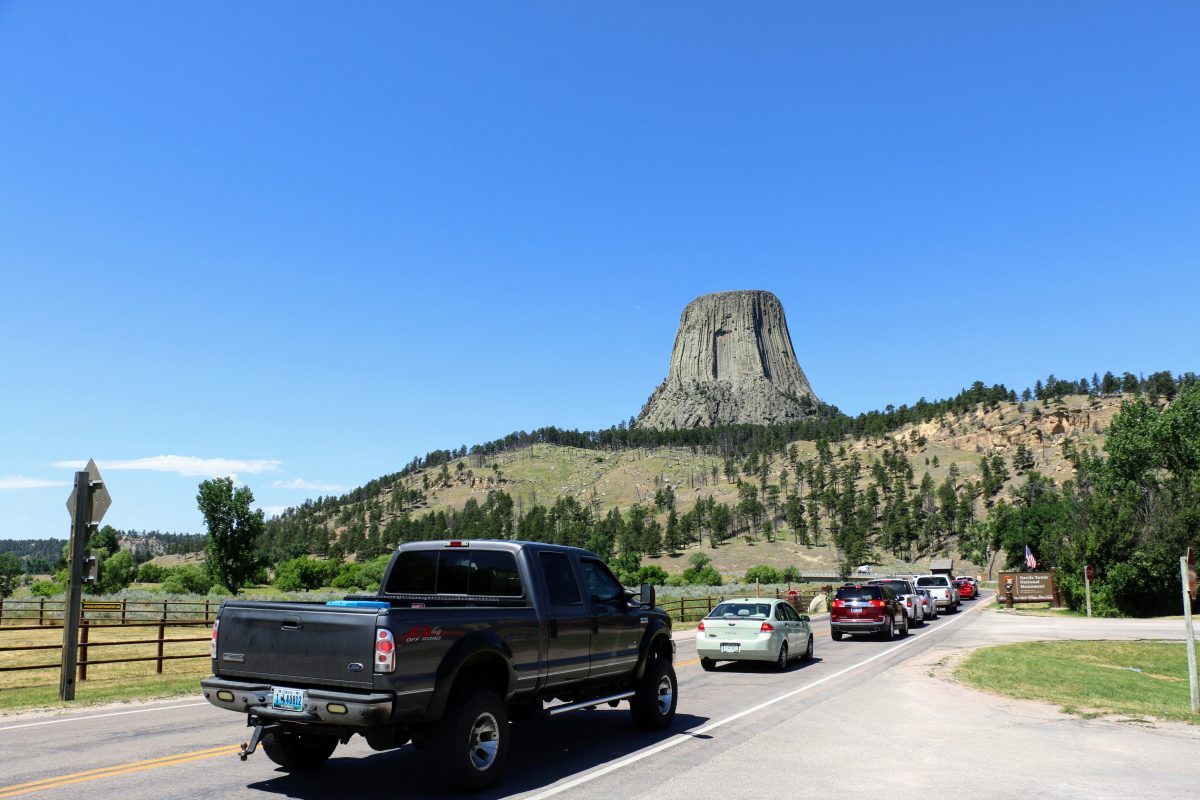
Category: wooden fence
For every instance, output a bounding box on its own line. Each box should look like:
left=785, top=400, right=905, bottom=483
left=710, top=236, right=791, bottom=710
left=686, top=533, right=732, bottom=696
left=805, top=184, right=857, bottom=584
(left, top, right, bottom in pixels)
left=0, top=598, right=218, bottom=627
left=0, top=600, right=216, bottom=681
left=659, top=589, right=819, bottom=623
left=0, top=618, right=211, bottom=677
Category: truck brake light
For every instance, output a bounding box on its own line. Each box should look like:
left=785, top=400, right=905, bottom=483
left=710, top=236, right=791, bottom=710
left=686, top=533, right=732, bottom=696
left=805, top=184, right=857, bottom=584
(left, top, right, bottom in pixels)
left=210, top=619, right=219, bottom=659
left=375, top=628, right=396, bottom=673
left=697, top=620, right=705, bottom=631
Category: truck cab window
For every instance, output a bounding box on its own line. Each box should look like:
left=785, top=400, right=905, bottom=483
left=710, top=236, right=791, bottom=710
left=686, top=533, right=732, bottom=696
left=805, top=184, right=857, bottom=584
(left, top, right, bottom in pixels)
left=539, top=551, right=582, bottom=606
left=579, top=559, right=623, bottom=604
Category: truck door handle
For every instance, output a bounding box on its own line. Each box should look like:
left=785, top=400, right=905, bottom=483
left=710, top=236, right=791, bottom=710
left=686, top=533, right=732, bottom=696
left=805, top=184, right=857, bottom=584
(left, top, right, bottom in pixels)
left=281, top=616, right=302, bottom=631
left=548, top=620, right=559, bottom=638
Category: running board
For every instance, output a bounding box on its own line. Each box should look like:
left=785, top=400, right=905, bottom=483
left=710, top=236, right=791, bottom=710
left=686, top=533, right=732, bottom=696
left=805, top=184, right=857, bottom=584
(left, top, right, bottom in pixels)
left=546, top=690, right=636, bottom=716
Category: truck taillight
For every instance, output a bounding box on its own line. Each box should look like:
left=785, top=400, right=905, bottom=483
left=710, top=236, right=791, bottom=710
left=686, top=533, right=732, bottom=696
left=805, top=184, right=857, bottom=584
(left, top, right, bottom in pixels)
left=760, top=622, right=774, bottom=632
left=210, top=619, right=219, bottom=659
left=697, top=620, right=705, bottom=631
left=375, top=628, right=395, bottom=673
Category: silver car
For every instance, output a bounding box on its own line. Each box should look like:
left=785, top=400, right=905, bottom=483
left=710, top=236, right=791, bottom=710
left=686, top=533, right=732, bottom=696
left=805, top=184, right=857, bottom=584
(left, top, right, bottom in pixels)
left=916, top=587, right=939, bottom=620
left=696, top=598, right=814, bottom=671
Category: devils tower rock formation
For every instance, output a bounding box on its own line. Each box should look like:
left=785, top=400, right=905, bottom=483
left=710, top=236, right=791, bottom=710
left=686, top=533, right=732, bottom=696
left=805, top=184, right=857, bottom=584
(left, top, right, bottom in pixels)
left=635, top=290, right=819, bottom=430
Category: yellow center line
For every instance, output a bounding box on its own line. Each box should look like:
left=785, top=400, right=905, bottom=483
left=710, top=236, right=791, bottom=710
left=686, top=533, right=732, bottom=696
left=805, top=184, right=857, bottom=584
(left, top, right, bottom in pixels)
left=0, top=744, right=240, bottom=798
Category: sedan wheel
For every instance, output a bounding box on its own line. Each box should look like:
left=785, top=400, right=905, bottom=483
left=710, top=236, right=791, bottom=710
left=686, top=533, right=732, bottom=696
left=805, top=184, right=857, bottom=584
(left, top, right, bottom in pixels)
left=775, top=641, right=789, bottom=671
left=802, top=635, right=814, bottom=661
left=881, top=617, right=894, bottom=641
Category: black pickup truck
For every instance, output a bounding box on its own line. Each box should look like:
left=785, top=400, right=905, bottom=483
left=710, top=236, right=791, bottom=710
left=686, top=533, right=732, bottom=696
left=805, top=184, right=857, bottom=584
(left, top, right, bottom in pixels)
left=201, top=540, right=676, bottom=790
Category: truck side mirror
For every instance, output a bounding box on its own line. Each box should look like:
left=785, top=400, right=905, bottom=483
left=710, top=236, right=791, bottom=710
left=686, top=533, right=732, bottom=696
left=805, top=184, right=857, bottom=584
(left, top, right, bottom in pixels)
left=639, top=583, right=655, bottom=609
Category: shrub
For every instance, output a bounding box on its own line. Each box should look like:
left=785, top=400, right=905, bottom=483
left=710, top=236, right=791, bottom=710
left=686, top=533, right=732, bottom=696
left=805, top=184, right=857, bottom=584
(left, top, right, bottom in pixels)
left=30, top=580, right=60, bottom=597
left=633, top=565, right=670, bottom=586
left=743, top=565, right=783, bottom=584
left=161, top=564, right=213, bottom=595
left=208, top=584, right=233, bottom=597
left=136, top=563, right=166, bottom=583
left=274, top=557, right=336, bottom=592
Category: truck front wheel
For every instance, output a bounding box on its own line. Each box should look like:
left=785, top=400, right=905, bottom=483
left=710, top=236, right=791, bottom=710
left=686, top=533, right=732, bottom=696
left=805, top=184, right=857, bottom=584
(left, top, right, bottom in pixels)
left=431, top=688, right=510, bottom=791
left=630, top=658, right=677, bottom=730
left=260, top=729, right=338, bottom=771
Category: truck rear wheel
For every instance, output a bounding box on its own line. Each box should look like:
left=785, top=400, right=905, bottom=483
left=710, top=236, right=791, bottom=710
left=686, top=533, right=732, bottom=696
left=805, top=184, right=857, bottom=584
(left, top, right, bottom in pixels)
left=630, top=658, right=677, bottom=730
left=260, top=729, right=338, bottom=771
left=431, top=688, right=510, bottom=792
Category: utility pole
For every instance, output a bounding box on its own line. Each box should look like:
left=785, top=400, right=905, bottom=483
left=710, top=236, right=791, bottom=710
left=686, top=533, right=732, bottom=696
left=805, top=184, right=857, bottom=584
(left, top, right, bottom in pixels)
left=1183, top=552, right=1198, bottom=715
left=60, top=460, right=110, bottom=702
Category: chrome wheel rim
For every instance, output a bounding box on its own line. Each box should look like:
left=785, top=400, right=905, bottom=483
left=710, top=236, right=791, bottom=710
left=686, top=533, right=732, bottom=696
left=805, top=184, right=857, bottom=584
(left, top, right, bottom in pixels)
left=655, top=673, right=673, bottom=715
left=468, top=712, right=500, bottom=771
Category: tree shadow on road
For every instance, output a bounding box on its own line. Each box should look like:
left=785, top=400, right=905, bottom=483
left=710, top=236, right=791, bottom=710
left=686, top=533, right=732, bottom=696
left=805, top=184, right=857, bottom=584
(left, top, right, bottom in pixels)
left=245, top=709, right=708, bottom=799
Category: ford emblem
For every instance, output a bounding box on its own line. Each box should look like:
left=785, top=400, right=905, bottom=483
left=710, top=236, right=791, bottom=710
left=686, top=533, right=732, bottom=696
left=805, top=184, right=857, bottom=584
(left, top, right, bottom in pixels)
left=347, top=662, right=364, bottom=672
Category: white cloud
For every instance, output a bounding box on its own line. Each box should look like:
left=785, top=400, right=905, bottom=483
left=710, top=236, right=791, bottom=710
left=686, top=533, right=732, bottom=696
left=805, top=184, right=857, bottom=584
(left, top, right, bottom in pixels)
left=270, top=478, right=345, bottom=492
left=0, top=476, right=70, bottom=490
left=52, top=455, right=282, bottom=479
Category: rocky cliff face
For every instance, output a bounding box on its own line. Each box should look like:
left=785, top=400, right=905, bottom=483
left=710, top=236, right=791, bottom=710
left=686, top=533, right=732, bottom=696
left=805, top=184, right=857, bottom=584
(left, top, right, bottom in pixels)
left=635, top=290, right=819, bottom=429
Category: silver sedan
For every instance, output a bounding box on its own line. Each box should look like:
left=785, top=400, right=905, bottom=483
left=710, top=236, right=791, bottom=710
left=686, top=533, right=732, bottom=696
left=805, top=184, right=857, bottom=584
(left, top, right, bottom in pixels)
left=696, top=598, right=813, bottom=671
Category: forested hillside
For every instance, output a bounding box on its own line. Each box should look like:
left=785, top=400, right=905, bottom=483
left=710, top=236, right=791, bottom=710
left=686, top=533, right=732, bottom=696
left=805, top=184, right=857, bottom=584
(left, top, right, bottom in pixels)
left=257, top=370, right=1197, bottom=615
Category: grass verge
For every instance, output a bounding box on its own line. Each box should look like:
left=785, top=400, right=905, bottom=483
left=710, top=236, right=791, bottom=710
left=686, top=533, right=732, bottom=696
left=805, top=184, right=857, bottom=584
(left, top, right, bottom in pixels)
left=956, top=640, right=1200, bottom=724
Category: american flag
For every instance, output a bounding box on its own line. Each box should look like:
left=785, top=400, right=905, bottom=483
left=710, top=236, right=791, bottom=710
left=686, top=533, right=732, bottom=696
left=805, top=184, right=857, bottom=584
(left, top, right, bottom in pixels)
left=1025, top=545, right=1038, bottom=570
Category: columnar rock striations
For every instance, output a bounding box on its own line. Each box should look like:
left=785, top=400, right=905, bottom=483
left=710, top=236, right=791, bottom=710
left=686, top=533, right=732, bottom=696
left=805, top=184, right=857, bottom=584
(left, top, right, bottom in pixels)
left=635, top=290, right=819, bottom=430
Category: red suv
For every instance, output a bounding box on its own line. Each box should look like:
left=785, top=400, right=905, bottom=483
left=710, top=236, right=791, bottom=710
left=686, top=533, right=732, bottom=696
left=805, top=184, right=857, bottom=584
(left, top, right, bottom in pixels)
left=830, top=583, right=908, bottom=640
left=954, top=578, right=976, bottom=600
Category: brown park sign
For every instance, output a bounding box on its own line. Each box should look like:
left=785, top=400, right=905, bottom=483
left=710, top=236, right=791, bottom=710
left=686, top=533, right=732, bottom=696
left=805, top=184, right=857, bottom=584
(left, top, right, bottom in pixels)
left=999, top=570, right=1062, bottom=605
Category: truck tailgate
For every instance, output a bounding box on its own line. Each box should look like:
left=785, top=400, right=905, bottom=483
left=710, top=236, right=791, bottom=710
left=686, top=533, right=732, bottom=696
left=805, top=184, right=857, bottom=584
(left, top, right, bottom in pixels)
left=215, top=602, right=379, bottom=689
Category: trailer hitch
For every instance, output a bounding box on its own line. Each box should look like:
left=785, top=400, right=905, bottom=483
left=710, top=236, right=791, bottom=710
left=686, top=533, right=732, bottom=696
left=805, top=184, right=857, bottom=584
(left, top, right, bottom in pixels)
left=240, top=718, right=277, bottom=761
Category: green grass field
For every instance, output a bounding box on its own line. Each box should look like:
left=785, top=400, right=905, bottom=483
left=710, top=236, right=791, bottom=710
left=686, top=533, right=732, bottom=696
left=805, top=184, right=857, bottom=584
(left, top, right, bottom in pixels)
left=956, top=640, right=1200, bottom=723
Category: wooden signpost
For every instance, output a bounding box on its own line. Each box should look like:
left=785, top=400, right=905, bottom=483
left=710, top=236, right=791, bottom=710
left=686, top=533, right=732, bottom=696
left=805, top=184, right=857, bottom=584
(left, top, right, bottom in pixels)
left=998, top=570, right=1064, bottom=609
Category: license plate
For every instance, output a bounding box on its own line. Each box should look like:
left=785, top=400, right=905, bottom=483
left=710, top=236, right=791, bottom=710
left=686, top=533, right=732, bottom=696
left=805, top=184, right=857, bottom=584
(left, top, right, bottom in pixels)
left=851, top=607, right=862, bottom=614
left=720, top=643, right=740, bottom=653
left=271, top=686, right=306, bottom=712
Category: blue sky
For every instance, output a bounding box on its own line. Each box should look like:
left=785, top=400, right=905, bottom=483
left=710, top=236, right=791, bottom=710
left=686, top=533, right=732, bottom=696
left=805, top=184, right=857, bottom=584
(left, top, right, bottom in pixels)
left=2, top=2, right=1197, bottom=539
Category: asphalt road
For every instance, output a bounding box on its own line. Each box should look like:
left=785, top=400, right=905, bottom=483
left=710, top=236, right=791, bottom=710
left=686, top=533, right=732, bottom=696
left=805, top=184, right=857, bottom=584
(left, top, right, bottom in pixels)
left=2, top=593, right=1194, bottom=799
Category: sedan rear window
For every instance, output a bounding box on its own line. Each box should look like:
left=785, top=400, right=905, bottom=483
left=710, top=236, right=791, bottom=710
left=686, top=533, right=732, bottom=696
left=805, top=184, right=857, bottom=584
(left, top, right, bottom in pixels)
left=835, top=586, right=883, bottom=601
left=709, top=602, right=771, bottom=619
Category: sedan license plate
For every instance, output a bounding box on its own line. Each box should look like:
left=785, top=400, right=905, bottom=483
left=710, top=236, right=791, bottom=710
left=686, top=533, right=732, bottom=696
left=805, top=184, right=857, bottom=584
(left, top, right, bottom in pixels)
left=271, top=686, right=306, bottom=713
left=720, top=643, right=740, bottom=654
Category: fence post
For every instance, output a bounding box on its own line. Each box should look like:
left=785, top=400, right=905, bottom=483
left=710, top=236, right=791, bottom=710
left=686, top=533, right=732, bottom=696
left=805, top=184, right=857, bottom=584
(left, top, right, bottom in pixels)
left=121, top=599, right=127, bottom=625
left=157, top=614, right=166, bottom=674
left=0, top=598, right=4, bottom=625
left=79, top=619, right=90, bottom=682
left=162, top=600, right=168, bottom=621
left=206, top=599, right=212, bottom=622
left=39, top=598, right=45, bottom=627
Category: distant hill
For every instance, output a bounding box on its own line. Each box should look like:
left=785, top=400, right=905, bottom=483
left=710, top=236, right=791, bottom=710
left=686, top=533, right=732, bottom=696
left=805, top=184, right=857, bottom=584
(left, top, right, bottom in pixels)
left=261, top=387, right=1138, bottom=580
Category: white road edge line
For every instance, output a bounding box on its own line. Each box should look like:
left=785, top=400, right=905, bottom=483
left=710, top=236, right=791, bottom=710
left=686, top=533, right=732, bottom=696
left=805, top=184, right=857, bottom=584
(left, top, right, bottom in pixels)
left=525, top=599, right=989, bottom=800
left=0, top=702, right=209, bottom=732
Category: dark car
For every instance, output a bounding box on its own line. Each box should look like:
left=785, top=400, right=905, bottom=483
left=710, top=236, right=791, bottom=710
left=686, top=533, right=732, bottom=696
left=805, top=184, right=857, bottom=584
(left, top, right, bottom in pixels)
left=954, top=578, right=976, bottom=600
left=830, top=583, right=908, bottom=640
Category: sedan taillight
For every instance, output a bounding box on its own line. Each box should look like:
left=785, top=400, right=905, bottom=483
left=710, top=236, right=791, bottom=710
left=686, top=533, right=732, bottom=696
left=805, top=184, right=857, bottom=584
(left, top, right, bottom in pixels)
left=760, top=622, right=775, bottom=632
left=375, top=628, right=395, bottom=673
left=697, top=620, right=705, bottom=631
